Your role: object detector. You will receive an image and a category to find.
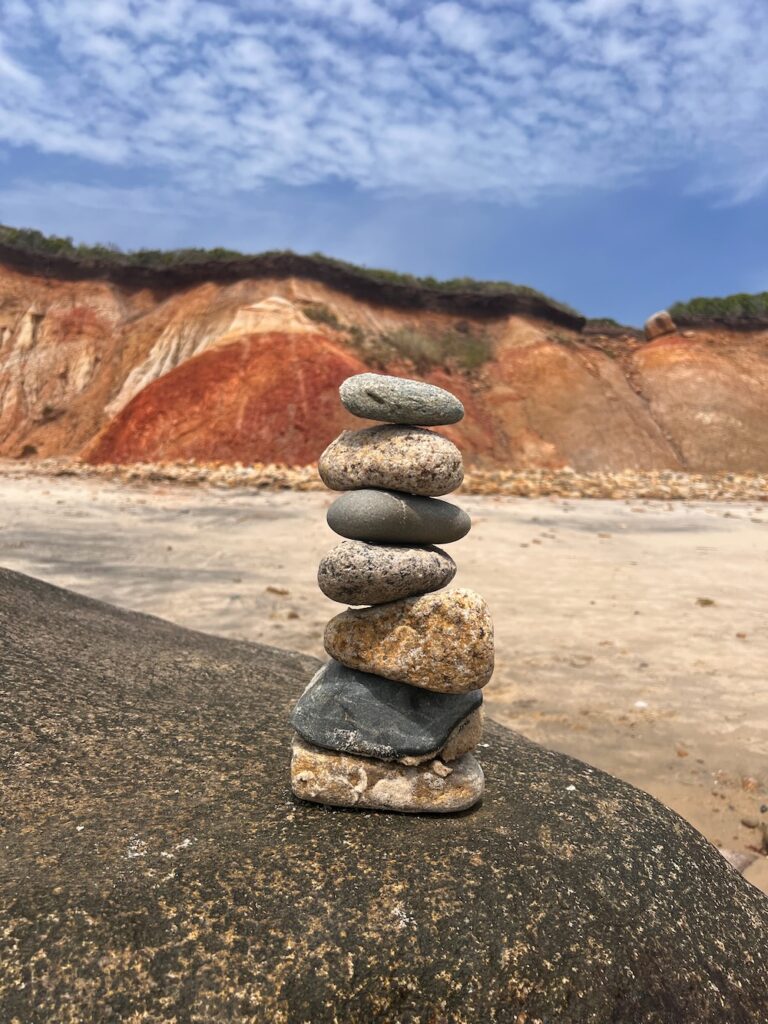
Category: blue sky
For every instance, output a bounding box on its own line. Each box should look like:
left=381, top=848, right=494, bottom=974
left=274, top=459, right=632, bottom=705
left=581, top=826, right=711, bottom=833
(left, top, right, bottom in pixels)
left=0, top=0, right=766, bottom=324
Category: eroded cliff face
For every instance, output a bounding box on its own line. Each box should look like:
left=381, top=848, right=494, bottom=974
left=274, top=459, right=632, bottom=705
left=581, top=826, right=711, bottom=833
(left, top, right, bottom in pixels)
left=629, top=331, right=768, bottom=473
left=2, top=258, right=767, bottom=472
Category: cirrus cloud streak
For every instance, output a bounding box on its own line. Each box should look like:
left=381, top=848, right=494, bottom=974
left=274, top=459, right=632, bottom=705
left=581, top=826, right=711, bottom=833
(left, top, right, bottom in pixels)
left=0, top=0, right=766, bottom=204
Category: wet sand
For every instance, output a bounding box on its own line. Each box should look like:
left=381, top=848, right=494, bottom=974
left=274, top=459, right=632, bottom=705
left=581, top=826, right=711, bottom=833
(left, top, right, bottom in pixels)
left=2, top=476, right=766, bottom=890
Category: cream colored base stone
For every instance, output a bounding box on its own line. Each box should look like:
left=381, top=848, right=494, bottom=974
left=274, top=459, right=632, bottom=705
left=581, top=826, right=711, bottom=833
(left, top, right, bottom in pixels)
left=290, top=735, right=484, bottom=813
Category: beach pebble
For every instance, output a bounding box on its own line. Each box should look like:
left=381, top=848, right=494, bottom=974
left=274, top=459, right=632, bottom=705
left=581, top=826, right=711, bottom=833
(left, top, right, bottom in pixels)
left=291, top=659, right=483, bottom=763
left=317, top=540, right=456, bottom=605
left=325, top=587, right=494, bottom=693
left=327, top=489, right=471, bottom=545
left=319, top=425, right=463, bottom=497
left=291, top=735, right=484, bottom=812
left=340, top=372, right=464, bottom=426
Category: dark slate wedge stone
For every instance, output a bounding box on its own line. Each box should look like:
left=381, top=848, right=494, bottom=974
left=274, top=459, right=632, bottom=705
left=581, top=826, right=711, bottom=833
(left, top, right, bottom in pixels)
left=340, top=372, right=464, bottom=426
left=327, top=489, right=471, bottom=545
left=291, top=660, right=483, bottom=760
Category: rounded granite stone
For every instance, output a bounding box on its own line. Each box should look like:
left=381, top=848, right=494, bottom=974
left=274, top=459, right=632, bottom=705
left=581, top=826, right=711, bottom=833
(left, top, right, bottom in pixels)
left=340, top=372, right=464, bottom=426
left=290, top=659, right=483, bottom=762
left=327, top=489, right=471, bottom=545
left=291, top=735, right=485, bottom=813
left=319, top=425, right=463, bottom=497
left=324, top=587, right=494, bottom=693
left=317, top=540, right=457, bottom=605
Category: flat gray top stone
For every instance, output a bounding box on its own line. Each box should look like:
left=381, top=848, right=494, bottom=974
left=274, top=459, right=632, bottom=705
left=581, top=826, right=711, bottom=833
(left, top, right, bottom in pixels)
left=1, top=567, right=767, bottom=1024
left=340, top=372, right=464, bottom=425
left=327, top=488, right=471, bottom=544
left=291, top=659, right=483, bottom=759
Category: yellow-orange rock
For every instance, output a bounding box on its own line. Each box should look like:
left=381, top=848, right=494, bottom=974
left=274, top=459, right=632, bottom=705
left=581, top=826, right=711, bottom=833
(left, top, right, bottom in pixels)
left=644, top=310, right=677, bottom=341
left=324, top=588, right=494, bottom=693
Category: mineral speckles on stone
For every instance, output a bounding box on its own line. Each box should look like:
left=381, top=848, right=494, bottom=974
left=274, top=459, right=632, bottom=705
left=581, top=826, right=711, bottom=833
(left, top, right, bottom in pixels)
left=291, top=371, right=490, bottom=813
left=291, top=735, right=485, bottom=813
left=325, top=588, right=494, bottom=694
left=319, top=425, right=464, bottom=497
left=340, top=372, right=464, bottom=426
left=327, top=489, right=471, bottom=545
left=317, top=540, right=456, bottom=606
left=291, top=659, right=483, bottom=762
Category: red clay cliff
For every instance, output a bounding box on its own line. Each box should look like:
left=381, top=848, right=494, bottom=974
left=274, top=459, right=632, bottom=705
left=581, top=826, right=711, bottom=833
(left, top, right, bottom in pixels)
left=1, top=259, right=767, bottom=472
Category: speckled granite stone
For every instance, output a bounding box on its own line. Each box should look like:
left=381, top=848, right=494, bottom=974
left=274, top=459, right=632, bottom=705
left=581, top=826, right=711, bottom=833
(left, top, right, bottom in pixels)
left=291, top=736, right=484, bottom=812
left=340, top=372, right=464, bottom=425
left=319, top=425, right=463, bottom=497
left=317, top=540, right=456, bottom=605
left=291, top=659, right=483, bottom=763
left=325, top=588, right=494, bottom=693
left=2, top=567, right=767, bottom=1024
left=327, top=489, right=471, bottom=545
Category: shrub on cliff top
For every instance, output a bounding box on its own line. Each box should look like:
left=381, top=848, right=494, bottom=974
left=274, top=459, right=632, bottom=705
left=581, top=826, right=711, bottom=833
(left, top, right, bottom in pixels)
left=670, top=291, right=768, bottom=321
left=0, top=222, right=578, bottom=319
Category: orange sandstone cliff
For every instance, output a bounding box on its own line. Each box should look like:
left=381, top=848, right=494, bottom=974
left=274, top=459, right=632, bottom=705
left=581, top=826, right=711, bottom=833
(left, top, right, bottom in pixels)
left=1, top=253, right=767, bottom=472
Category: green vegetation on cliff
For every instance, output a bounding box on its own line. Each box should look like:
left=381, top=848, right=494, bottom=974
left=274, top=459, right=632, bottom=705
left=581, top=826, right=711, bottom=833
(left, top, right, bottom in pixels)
left=0, top=224, right=244, bottom=267
left=670, top=291, right=768, bottom=322
left=302, top=301, right=492, bottom=371
left=0, top=223, right=582, bottom=327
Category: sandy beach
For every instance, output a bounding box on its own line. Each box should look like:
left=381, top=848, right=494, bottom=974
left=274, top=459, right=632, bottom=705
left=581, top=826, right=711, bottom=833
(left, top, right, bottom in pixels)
left=2, top=475, right=766, bottom=889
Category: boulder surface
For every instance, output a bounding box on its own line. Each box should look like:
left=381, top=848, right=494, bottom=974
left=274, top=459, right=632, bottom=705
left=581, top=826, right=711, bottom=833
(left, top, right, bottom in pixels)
left=1, top=567, right=766, bottom=1023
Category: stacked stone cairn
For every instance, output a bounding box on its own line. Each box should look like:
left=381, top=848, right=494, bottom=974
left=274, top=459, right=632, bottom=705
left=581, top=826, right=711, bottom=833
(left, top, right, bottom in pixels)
left=290, top=373, right=494, bottom=813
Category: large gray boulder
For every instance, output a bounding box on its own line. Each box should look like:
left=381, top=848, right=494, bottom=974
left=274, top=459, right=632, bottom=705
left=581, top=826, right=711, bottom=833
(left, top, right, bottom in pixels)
left=1, top=567, right=766, bottom=1023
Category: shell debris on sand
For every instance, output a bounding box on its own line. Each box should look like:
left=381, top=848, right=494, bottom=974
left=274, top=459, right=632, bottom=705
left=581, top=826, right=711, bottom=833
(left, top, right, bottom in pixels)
left=6, top=459, right=767, bottom=502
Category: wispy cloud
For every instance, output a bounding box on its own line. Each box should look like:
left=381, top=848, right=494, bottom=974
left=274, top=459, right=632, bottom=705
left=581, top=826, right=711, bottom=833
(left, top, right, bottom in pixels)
left=0, top=0, right=766, bottom=203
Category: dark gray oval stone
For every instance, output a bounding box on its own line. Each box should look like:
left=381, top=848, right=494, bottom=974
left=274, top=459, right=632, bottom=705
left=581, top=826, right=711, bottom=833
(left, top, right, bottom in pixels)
left=340, top=373, right=464, bottom=426
left=291, top=660, right=483, bottom=760
left=317, top=540, right=456, bottom=605
left=327, top=489, right=471, bottom=545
